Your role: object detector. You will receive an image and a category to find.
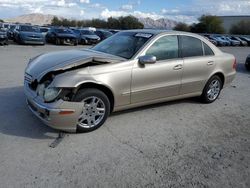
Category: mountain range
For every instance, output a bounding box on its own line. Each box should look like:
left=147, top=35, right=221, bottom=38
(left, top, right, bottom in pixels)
left=4, top=13, right=177, bottom=29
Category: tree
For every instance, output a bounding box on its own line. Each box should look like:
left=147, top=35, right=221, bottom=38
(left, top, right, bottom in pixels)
left=173, top=22, right=190, bottom=32
left=230, top=20, right=250, bottom=35
left=119, top=15, right=144, bottom=29
left=191, top=15, right=225, bottom=34
left=107, top=17, right=120, bottom=29
left=50, top=15, right=144, bottom=29
left=51, top=16, right=61, bottom=26
left=0, top=19, right=3, bottom=23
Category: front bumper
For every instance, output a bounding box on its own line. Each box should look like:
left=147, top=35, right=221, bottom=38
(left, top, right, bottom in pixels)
left=24, top=82, right=83, bottom=132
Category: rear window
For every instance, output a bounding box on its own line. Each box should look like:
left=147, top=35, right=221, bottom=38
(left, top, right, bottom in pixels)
left=181, top=36, right=203, bottom=58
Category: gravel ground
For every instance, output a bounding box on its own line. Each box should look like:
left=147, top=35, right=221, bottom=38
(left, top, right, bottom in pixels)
left=0, top=44, right=249, bottom=188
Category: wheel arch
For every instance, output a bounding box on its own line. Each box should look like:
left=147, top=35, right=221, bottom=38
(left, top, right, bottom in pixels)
left=75, top=82, right=115, bottom=113
left=211, top=72, right=225, bottom=88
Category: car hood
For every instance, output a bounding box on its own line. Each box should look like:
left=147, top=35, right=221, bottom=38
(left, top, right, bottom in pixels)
left=25, top=49, right=125, bottom=81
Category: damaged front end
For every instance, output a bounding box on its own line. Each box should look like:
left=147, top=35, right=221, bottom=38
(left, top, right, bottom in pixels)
left=24, top=49, right=124, bottom=132
left=25, top=49, right=124, bottom=103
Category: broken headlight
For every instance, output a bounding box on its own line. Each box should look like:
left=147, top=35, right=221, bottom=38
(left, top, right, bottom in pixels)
left=37, top=83, right=61, bottom=102
left=44, top=87, right=62, bottom=102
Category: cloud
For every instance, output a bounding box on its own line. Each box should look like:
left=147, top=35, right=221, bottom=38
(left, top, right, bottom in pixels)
left=79, top=0, right=90, bottom=3
left=80, top=10, right=84, bottom=16
left=1, top=0, right=250, bottom=23
left=120, top=4, right=133, bottom=11
left=101, top=8, right=163, bottom=20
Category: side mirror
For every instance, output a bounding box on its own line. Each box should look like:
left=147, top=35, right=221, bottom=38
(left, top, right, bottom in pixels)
left=139, top=55, right=156, bottom=65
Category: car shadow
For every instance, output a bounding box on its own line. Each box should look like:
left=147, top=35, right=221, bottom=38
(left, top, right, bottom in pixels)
left=0, top=86, right=58, bottom=139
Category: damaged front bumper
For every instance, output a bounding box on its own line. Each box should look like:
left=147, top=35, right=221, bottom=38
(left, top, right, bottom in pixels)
left=24, top=82, right=83, bottom=132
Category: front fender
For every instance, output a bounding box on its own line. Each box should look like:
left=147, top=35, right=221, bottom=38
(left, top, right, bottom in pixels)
left=51, top=68, right=96, bottom=88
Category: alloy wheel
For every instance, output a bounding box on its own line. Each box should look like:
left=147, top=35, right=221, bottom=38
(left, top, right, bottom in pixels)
left=207, top=80, right=221, bottom=101
left=77, top=96, right=106, bottom=129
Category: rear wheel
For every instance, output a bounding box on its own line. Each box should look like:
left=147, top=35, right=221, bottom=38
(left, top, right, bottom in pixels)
left=201, top=75, right=222, bottom=103
left=73, top=88, right=110, bottom=133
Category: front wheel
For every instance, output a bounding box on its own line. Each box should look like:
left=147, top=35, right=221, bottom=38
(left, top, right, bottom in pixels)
left=201, top=75, right=222, bottom=103
left=73, top=88, right=110, bottom=133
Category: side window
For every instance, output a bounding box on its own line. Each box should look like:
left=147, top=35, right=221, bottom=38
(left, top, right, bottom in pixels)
left=203, top=42, right=214, bottom=56
left=146, top=35, right=179, bottom=61
left=181, top=36, right=203, bottom=58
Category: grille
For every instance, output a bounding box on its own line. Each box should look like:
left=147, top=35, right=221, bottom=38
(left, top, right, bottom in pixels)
left=24, top=73, right=38, bottom=91
left=24, top=73, right=32, bottom=84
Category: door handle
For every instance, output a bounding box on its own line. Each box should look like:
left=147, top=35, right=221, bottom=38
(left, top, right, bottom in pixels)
left=207, top=61, right=214, bottom=66
left=173, top=64, right=183, bottom=70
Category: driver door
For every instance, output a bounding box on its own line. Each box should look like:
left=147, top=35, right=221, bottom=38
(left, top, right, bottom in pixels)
left=131, top=35, right=183, bottom=104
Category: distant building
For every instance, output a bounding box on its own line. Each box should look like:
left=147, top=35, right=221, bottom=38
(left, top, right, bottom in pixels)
left=218, top=16, right=250, bottom=33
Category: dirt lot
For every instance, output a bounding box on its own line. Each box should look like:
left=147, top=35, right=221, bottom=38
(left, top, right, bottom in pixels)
left=0, top=44, right=249, bottom=188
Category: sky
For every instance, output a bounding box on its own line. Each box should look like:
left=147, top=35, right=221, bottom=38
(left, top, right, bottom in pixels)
left=1, top=0, right=250, bottom=23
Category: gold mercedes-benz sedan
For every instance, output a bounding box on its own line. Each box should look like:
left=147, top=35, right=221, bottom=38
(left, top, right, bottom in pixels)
left=24, top=30, right=236, bottom=132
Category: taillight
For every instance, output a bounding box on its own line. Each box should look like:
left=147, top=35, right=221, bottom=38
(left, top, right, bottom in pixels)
left=233, top=58, right=237, bottom=70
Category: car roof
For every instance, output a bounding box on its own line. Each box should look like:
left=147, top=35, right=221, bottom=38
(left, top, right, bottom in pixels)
left=119, top=29, right=206, bottom=37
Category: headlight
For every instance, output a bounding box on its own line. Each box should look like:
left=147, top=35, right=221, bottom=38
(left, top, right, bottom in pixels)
left=36, top=83, right=46, bottom=97
left=44, top=87, right=61, bottom=102
left=36, top=84, right=61, bottom=102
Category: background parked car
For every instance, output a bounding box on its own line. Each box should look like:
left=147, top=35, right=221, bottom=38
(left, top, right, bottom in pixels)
left=0, top=28, right=8, bottom=45
left=109, top=29, right=120, bottom=34
left=239, top=37, right=250, bottom=46
left=13, top=25, right=45, bottom=45
left=46, top=28, right=78, bottom=46
left=223, top=36, right=240, bottom=46
left=230, top=36, right=248, bottom=46
left=204, top=36, right=218, bottom=46
left=78, top=29, right=100, bottom=44
left=94, top=30, right=113, bottom=41
left=40, top=27, right=50, bottom=38
left=209, top=36, right=226, bottom=46
left=215, top=36, right=230, bottom=46
left=245, top=54, right=250, bottom=71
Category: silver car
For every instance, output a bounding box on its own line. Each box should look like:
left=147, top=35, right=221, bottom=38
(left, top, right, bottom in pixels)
left=24, top=30, right=236, bottom=132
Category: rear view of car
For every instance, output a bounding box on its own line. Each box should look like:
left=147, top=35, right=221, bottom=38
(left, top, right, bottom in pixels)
left=14, top=25, right=45, bottom=45
left=46, top=28, right=78, bottom=46
left=94, top=30, right=113, bottom=41
left=230, top=36, right=248, bottom=46
left=79, top=29, right=100, bottom=44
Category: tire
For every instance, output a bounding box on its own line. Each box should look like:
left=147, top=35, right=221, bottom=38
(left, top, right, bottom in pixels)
left=55, top=38, right=60, bottom=45
left=73, top=40, right=78, bottom=46
left=201, top=75, right=222, bottom=103
left=17, top=35, right=23, bottom=44
left=73, top=88, right=110, bottom=133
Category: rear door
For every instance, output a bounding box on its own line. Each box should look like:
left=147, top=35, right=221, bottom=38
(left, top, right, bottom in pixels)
left=180, top=35, right=216, bottom=94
